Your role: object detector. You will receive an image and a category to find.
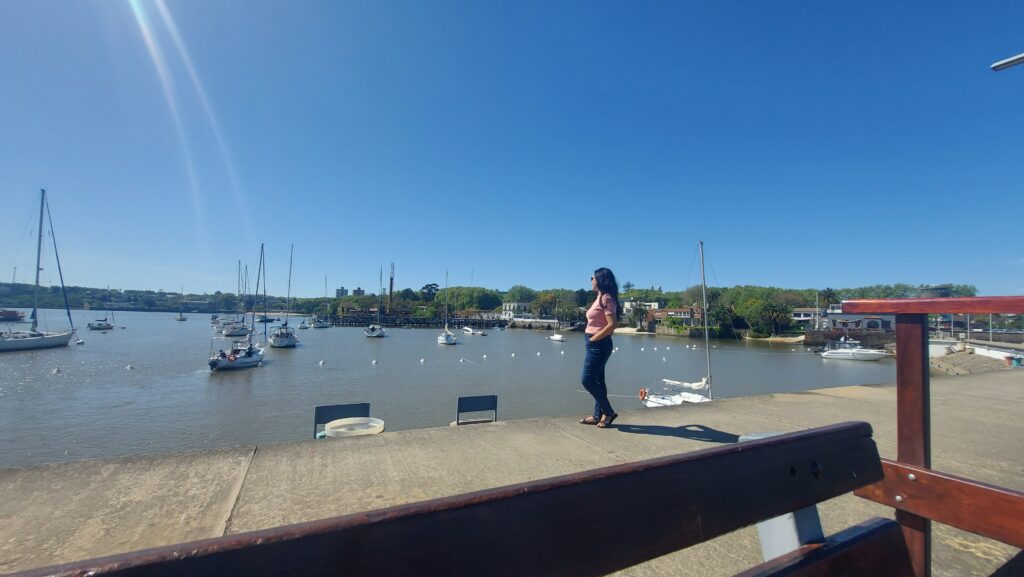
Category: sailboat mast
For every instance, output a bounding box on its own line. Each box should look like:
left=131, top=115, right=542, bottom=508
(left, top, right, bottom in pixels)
left=285, top=244, right=293, bottom=325
left=31, top=189, right=45, bottom=332
left=699, top=240, right=712, bottom=399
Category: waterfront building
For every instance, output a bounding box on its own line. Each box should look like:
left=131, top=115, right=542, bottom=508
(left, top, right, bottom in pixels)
left=501, top=302, right=529, bottom=321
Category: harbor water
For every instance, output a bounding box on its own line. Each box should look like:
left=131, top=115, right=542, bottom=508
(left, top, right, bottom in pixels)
left=0, top=309, right=895, bottom=468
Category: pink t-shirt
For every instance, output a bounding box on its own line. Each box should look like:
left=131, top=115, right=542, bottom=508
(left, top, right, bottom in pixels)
left=586, top=294, right=617, bottom=335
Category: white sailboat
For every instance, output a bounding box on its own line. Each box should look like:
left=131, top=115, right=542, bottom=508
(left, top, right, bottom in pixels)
left=437, top=271, right=457, bottom=345
left=175, top=286, right=188, bottom=321
left=88, top=289, right=115, bottom=331
left=210, top=245, right=266, bottom=370
left=364, top=267, right=387, bottom=338
left=548, top=297, right=566, bottom=342
left=270, top=245, right=298, bottom=348
left=0, top=189, right=77, bottom=352
left=639, top=241, right=713, bottom=406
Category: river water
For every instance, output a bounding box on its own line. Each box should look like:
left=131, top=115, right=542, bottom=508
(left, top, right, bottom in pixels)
left=0, top=309, right=895, bottom=468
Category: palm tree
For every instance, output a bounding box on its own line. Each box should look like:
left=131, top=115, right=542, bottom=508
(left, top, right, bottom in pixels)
left=820, top=288, right=840, bottom=308
left=629, top=301, right=649, bottom=330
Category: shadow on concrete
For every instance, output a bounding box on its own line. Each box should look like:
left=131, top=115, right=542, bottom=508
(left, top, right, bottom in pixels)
left=614, top=423, right=740, bottom=443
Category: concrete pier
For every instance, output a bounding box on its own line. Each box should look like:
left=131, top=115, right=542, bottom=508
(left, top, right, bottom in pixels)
left=1, top=370, right=1021, bottom=576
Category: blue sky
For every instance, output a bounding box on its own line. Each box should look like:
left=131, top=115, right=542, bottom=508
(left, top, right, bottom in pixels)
left=2, top=1, right=1022, bottom=298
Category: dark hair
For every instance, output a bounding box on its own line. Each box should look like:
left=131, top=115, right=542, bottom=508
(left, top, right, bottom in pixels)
left=593, top=267, right=621, bottom=318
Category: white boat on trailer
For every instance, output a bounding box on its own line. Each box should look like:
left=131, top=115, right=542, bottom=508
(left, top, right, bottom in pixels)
left=639, top=241, right=714, bottom=407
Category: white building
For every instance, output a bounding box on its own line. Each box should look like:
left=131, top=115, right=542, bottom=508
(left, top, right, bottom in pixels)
left=502, top=302, right=530, bottom=320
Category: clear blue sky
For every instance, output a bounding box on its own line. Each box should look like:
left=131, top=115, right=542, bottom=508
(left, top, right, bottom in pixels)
left=2, top=1, right=1022, bottom=298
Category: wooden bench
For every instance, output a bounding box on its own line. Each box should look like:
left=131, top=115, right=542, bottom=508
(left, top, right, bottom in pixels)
left=10, top=421, right=916, bottom=577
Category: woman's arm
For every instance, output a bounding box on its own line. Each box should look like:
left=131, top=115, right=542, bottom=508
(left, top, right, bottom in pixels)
left=588, top=311, right=617, bottom=341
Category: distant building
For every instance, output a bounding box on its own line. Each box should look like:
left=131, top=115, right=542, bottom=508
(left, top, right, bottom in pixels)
left=792, top=307, right=822, bottom=326
left=651, top=307, right=700, bottom=327
left=352, top=287, right=365, bottom=296
left=335, top=287, right=349, bottom=297
left=502, top=302, right=530, bottom=320
left=622, top=301, right=659, bottom=314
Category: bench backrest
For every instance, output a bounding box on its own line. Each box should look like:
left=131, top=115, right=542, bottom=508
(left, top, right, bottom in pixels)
left=12, top=421, right=900, bottom=577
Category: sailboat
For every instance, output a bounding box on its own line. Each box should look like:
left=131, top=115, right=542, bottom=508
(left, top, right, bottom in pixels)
left=209, top=245, right=266, bottom=370
left=548, top=296, right=566, bottom=342
left=269, top=245, right=298, bottom=348
left=437, top=272, right=457, bottom=345
left=364, top=267, right=387, bottom=338
left=0, top=189, right=77, bottom=352
left=639, top=241, right=713, bottom=406
left=175, top=287, right=188, bottom=321
left=88, top=288, right=115, bottom=331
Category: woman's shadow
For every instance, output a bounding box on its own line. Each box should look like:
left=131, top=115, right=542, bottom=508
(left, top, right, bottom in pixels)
left=614, top=423, right=739, bottom=444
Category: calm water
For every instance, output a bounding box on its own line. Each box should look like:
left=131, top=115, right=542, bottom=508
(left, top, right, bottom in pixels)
left=0, top=309, right=895, bottom=468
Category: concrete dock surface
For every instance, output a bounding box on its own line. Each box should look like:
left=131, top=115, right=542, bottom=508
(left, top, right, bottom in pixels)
left=1, top=370, right=1021, bottom=576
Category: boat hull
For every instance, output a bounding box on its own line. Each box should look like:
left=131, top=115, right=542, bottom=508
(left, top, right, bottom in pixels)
left=0, top=330, right=74, bottom=352
left=820, top=349, right=890, bottom=361
left=641, top=391, right=711, bottom=407
left=209, top=349, right=265, bottom=370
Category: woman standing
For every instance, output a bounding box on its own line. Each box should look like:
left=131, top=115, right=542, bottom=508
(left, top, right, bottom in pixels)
left=579, top=267, right=620, bottom=429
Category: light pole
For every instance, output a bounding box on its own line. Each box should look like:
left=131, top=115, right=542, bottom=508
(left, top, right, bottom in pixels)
left=992, top=52, right=1024, bottom=71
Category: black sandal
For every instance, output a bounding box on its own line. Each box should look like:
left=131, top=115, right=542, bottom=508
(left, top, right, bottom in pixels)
left=597, top=413, right=618, bottom=428
left=579, top=416, right=600, bottom=425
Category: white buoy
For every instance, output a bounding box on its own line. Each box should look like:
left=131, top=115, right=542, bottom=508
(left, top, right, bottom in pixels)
left=126, top=364, right=133, bottom=370
left=419, top=358, right=425, bottom=364
left=662, top=356, right=666, bottom=362
left=318, top=360, right=325, bottom=366
left=371, top=359, right=377, bottom=365
left=640, top=347, right=644, bottom=351
left=654, top=347, right=658, bottom=351
left=482, top=354, right=487, bottom=359
left=560, top=350, right=564, bottom=355
left=52, top=368, right=61, bottom=374
left=666, top=347, right=670, bottom=351
left=537, top=352, right=541, bottom=356
left=459, top=358, right=464, bottom=363
left=511, top=352, right=516, bottom=357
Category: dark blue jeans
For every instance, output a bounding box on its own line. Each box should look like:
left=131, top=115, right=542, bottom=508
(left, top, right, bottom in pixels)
left=582, top=334, right=614, bottom=420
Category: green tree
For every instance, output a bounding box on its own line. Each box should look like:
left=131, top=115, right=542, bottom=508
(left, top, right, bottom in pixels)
left=751, top=302, right=792, bottom=335
left=399, top=288, right=418, bottom=301
left=622, top=281, right=635, bottom=293
left=420, top=283, right=439, bottom=302
left=820, top=288, right=839, bottom=307
left=505, top=285, right=536, bottom=303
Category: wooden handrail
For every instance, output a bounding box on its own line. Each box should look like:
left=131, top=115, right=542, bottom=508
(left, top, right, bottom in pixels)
left=855, top=460, right=1024, bottom=549
left=842, top=297, right=1024, bottom=315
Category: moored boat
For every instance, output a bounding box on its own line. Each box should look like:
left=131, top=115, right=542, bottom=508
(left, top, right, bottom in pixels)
left=0, top=190, right=77, bottom=352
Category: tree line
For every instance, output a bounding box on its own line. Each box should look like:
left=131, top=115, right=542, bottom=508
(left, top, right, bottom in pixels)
left=1, top=282, right=984, bottom=336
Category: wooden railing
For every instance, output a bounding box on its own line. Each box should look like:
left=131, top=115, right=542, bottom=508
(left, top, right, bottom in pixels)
left=842, top=296, right=1024, bottom=577
left=11, top=422, right=906, bottom=577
